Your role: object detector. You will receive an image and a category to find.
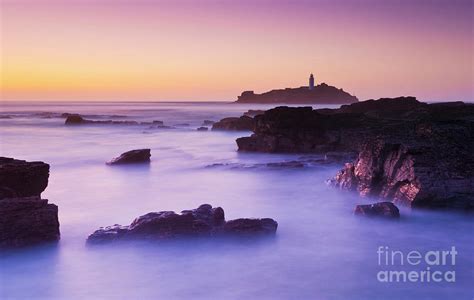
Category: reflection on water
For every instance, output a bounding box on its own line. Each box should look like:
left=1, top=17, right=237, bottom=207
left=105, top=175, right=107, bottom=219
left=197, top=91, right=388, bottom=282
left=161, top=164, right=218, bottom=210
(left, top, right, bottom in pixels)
left=0, top=102, right=473, bottom=299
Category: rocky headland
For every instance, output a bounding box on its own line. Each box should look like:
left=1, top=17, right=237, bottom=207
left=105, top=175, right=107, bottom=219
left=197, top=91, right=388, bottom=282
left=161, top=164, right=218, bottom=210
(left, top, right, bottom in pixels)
left=236, top=83, right=358, bottom=104
left=0, top=157, right=60, bottom=247
left=234, top=97, right=474, bottom=210
left=87, top=204, right=278, bottom=243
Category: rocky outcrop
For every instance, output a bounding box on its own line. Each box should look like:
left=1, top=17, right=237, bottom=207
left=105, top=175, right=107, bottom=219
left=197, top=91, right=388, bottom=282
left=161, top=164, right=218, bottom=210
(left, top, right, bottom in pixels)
left=234, top=97, right=474, bottom=210
left=212, top=116, right=255, bottom=131
left=329, top=138, right=474, bottom=210
left=107, top=149, right=151, bottom=165
left=236, top=83, right=358, bottom=104
left=0, top=157, right=49, bottom=199
left=87, top=204, right=278, bottom=243
left=0, top=157, right=60, bottom=247
left=354, top=202, right=400, bottom=219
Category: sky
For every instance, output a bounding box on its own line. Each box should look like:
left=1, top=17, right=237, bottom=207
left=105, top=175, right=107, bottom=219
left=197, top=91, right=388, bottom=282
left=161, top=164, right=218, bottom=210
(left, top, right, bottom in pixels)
left=0, top=0, right=473, bottom=102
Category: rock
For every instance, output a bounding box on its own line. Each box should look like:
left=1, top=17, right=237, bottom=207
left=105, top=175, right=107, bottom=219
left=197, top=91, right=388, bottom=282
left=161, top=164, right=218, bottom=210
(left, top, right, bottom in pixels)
left=212, top=116, right=255, bottom=131
left=243, top=109, right=265, bottom=117
left=223, top=218, right=278, bottom=234
left=87, top=204, right=277, bottom=243
left=202, top=120, right=215, bottom=126
left=65, top=115, right=159, bottom=126
left=235, top=83, right=358, bottom=104
left=0, top=157, right=60, bottom=247
left=234, top=97, right=474, bottom=210
left=107, top=149, right=151, bottom=165
left=0, top=157, right=50, bottom=199
left=329, top=137, right=474, bottom=210
left=65, top=114, right=85, bottom=124
left=354, top=202, right=400, bottom=219
left=197, top=127, right=208, bottom=131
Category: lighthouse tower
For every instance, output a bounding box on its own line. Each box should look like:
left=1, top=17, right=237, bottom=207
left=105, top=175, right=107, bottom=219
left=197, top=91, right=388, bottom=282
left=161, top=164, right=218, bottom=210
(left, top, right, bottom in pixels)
left=309, top=73, right=315, bottom=90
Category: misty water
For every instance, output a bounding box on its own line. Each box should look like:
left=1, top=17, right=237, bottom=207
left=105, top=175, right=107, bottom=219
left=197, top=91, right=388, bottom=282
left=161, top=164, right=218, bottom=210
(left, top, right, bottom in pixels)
left=0, top=102, right=472, bottom=299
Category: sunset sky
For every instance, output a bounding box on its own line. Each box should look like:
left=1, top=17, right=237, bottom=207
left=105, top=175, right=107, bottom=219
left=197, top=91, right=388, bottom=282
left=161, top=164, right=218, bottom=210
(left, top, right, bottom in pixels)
left=1, top=0, right=473, bottom=102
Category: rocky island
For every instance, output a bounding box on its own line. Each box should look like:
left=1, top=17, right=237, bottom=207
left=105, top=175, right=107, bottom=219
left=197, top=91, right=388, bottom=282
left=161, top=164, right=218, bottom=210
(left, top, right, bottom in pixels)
left=234, top=97, right=474, bottom=210
left=236, top=74, right=358, bottom=104
left=87, top=204, right=278, bottom=243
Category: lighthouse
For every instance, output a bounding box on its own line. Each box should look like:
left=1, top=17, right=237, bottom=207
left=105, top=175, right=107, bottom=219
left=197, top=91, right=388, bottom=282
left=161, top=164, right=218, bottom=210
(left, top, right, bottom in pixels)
left=309, top=73, right=315, bottom=90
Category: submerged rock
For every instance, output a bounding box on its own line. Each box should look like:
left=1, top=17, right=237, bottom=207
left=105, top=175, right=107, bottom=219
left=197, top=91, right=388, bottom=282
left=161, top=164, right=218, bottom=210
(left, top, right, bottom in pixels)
left=0, top=157, right=60, bottom=247
left=212, top=115, right=255, bottom=131
left=87, top=204, right=277, bottom=243
left=107, top=149, right=151, bottom=165
left=354, top=202, right=400, bottom=219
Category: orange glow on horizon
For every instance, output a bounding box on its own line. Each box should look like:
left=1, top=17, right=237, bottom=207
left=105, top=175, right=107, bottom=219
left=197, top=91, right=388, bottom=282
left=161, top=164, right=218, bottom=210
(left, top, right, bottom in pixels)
left=1, top=1, right=473, bottom=102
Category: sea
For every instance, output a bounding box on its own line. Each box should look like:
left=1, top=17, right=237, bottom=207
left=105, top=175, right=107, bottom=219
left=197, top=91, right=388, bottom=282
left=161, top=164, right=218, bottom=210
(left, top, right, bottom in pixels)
left=0, top=101, right=472, bottom=299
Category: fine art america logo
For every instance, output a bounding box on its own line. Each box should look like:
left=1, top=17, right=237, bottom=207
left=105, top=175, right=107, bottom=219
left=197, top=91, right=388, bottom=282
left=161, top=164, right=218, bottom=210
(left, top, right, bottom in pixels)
left=377, top=246, right=457, bottom=283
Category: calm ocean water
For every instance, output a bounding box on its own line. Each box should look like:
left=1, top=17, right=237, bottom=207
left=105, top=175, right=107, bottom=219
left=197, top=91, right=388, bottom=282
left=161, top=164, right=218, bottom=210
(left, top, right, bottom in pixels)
left=0, top=102, right=472, bottom=299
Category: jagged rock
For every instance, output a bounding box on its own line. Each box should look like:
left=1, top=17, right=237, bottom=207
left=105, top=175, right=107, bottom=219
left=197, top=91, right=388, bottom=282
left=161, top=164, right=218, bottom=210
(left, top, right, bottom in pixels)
left=235, top=83, right=358, bottom=104
left=212, top=116, right=255, bottom=131
left=354, top=202, right=400, bottom=219
left=329, top=137, right=474, bottom=210
left=234, top=97, right=474, bottom=210
left=87, top=204, right=277, bottom=243
left=0, top=157, right=60, bottom=247
left=197, top=127, right=208, bottom=131
left=107, top=149, right=151, bottom=165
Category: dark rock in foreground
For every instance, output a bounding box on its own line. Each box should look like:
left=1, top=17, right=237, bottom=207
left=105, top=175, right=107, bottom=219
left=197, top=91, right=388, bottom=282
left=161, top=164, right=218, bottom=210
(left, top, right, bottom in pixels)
left=354, top=202, right=400, bottom=219
left=0, top=157, right=60, bottom=247
left=0, top=157, right=49, bottom=199
left=87, top=204, right=277, bottom=243
left=212, top=116, right=255, bottom=131
left=236, top=83, right=358, bottom=104
left=107, top=149, right=151, bottom=165
left=235, top=97, right=474, bottom=210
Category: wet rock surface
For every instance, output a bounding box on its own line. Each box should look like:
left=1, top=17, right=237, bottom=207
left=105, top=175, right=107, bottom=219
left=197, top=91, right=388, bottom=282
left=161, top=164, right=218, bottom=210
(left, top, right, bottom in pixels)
left=107, top=149, right=151, bottom=165
left=0, top=157, right=60, bottom=247
left=354, top=202, right=400, bottom=219
left=212, top=115, right=255, bottom=131
left=87, top=204, right=278, bottom=243
left=235, top=97, right=474, bottom=210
